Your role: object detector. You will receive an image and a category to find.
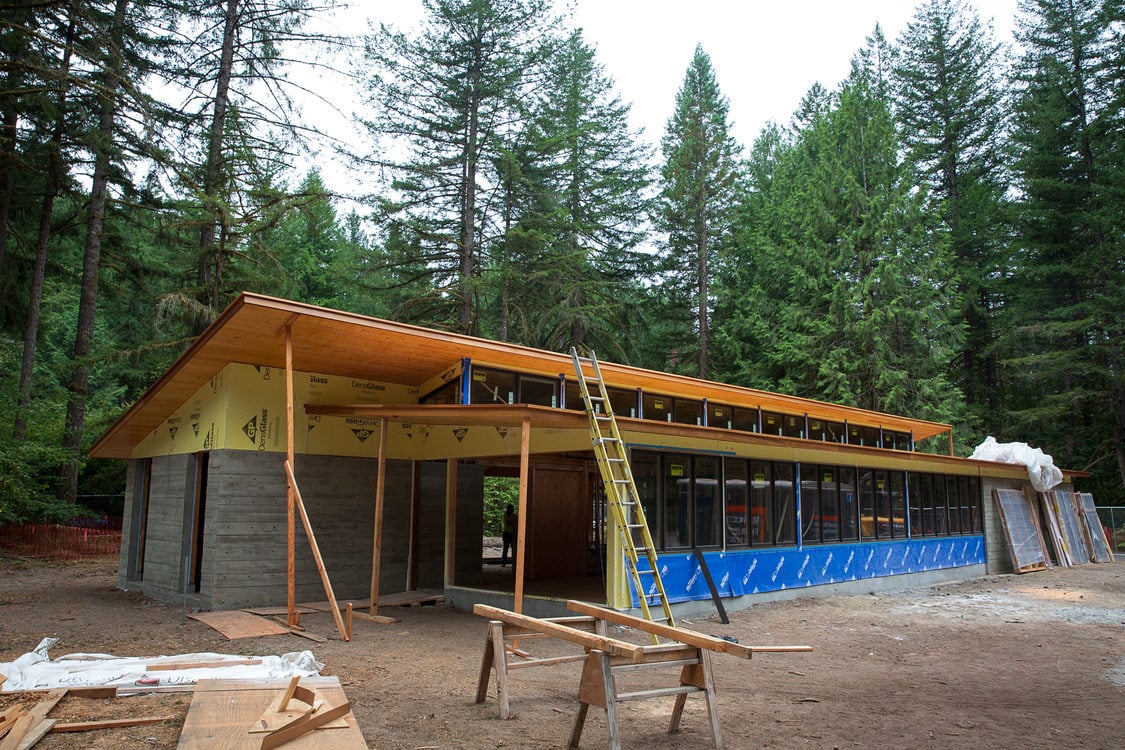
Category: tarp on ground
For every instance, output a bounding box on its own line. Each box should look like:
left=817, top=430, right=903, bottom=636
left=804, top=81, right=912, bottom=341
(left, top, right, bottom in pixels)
left=0, top=637, right=322, bottom=692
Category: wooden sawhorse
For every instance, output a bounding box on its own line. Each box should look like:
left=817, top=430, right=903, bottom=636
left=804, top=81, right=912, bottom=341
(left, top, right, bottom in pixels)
left=474, top=600, right=812, bottom=749
left=475, top=610, right=643, bottom=720
left=569, top=642, right=721, bottom=749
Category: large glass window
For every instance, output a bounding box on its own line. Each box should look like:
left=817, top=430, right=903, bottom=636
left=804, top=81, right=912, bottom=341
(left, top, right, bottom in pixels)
left=632, top=452, right=660, bottom=543
left=968, top=477, right=982, bottom=532
left=422, top=378, right=461, bottom=405
left=749, top=461, right=772, bottom=545
left=859, top=470, right=877, bottom=540
left=470, top=367, right=516, bottom=405
left=663, top=454, right=689, bottom=548
left=801, top=469, right=821, bottom=544
left=761, top=412, right=783, bottom=436
left=519, top=376, right=558, bottom=407
left=874, top=470, right=892, bottom=539
left=907, top=472, right=922, bottom=536
left=694, top=457, right=721, bottom=547
left=889, top=471, right=906, bottom=538
left=675, top=399, right=703, bottom=426
left=733, top=407, right=759, bottom=432
left=782, top=414, right=805, bottom=438
left=839, top=467, right=858, bottom=541
left=820, top=466, right=841, bottom=542
left=724, top=460, right=749, bottom=546
left=932, top=475, right=949, bottom=534
left=773, top=463, right=797, bottom=545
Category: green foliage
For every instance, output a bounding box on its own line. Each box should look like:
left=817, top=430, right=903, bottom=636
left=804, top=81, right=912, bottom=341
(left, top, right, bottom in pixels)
left=483, top=477, right=519, bottom=536
left=1003, top=0, right=1125, bottom=501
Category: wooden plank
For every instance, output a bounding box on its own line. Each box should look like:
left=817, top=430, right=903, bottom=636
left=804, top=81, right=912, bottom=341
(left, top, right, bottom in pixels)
left=374, top=590, right=444, bottom=607
left=514, top=416, right=531, bottom=614
left=370, top=418, right=388, bottom=617
left=286, top=324, right=297, bottom=626
left=16, top=718, right=55, bottom=750
left=50, top=716, right=177, bottom=733
left=177, top=677, right=366, bottom=749
left=0, top=712, right=34, bottom=750
left=285, top=460, right=349, bottom=642
left=566, top=600, right=813, bottom=658
left=260, top=700, right=352, bottom=749
left=187, top=611, right=291, bottom=639
left=473, top=606, right=644, bottom=662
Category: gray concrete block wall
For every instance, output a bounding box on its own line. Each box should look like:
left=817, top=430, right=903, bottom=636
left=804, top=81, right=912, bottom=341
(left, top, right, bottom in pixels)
left=116, top=450, right=485, bottom=610
left=204, top=450, right=416, bottom=609
left=118, top=454, right=196, bottom=604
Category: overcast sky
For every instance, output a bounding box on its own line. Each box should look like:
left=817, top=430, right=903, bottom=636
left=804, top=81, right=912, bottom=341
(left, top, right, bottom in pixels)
left=309, top=0, right=1021, bottom=190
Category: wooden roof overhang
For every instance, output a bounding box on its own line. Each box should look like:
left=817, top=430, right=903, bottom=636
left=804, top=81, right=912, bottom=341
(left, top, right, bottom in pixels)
left=90, top=292, right=953, bottom=459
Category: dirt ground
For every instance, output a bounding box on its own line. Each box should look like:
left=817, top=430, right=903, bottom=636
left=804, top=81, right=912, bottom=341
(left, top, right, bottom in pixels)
left=1, top=558, right=1123, bottom=749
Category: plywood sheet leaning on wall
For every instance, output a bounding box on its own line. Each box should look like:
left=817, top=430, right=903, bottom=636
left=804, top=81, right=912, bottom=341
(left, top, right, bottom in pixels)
left=1038, top=491, right=1072, bottom=566
left=1077, top=493, right=1114, bottom=563
left=993, top=489, right=1049, bottom=573
left=1044, top=491, right=1092, bottom=565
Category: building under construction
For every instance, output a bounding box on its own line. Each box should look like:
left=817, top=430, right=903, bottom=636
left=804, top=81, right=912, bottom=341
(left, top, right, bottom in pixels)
left=90, top=293, right=1078, bottom=618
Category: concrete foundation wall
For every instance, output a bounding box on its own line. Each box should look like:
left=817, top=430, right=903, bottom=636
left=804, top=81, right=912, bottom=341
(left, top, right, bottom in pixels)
left=118, top=450, right=484, bottom=610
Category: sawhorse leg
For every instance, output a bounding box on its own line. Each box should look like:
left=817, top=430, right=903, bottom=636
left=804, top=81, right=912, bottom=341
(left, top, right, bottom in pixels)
left=475, top=620, right=512, bottom=719
left=568, top=650, right=621, bottom=750
left=668, top=648, right=722, bottom=749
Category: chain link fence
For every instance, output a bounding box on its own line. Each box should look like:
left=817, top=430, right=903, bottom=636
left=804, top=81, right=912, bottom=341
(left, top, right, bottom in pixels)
left=1095, top=506, right=1125, bottom=558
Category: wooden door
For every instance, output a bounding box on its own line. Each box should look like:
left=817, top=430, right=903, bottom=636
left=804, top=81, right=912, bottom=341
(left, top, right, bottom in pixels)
left=529, top=466, right=587, bottom=578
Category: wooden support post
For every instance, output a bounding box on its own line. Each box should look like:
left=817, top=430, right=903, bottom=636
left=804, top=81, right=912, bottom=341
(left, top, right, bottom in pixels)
left=514, top=416, right=531, bottom=614
left=444, top=459, right=458, bottom=586
left=346, top=602, right=353, bottom=641
left=369, top=419, right=388, bottom=617
left=285, top=325, right=296, bottom=626
left=285, top=460, right=349, bottom=641
left=948, top=429, right=955, bottom=457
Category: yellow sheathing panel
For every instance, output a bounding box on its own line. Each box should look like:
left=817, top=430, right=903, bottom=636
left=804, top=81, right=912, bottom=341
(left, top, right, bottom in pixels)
left=131, top=363, right=420, bottom=459
left=132, top=370, right=230, bottom=457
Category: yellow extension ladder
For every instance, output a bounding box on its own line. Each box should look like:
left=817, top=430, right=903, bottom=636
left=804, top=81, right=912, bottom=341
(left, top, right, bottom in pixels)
left=570, top=348, right=675, bottom=631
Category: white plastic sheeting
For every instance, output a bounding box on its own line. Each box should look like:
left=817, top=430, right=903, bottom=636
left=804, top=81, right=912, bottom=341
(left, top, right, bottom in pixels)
left=970, top=436, right=1064, bottom=492
left=0, top=637, right=322, bottom=692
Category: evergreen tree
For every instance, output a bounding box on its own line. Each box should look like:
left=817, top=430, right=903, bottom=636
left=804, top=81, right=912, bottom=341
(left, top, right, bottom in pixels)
left=656, top=44, right=742, bottom=379
left=360, top=0, right=558, bottom=334
left=720, top=36, right=966, bottom=439
left=1007, top=0, right=1125, bottom=498
left=489, top=30, right=653, bottom=355
left=893, top=0, right=1009, bottom=434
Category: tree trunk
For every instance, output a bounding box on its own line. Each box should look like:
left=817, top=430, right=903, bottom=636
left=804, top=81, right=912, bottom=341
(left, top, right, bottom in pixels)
left=59, top=0, right=129, bottom=503
left=15, top=13, right=77, bottom=443
left=196, top=0, right=239, bottom=322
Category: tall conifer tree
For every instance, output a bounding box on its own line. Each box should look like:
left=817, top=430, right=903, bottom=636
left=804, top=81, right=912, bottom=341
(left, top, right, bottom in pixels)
left=361, top=0, right=557, bottom=334
left=894, top=0, right=1009, bottom=433
left=656, top=44, right=741, bottom=379
left=1008, top=0, right=1125, bottom=497
left=491, top=30, right=652, bottom=354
